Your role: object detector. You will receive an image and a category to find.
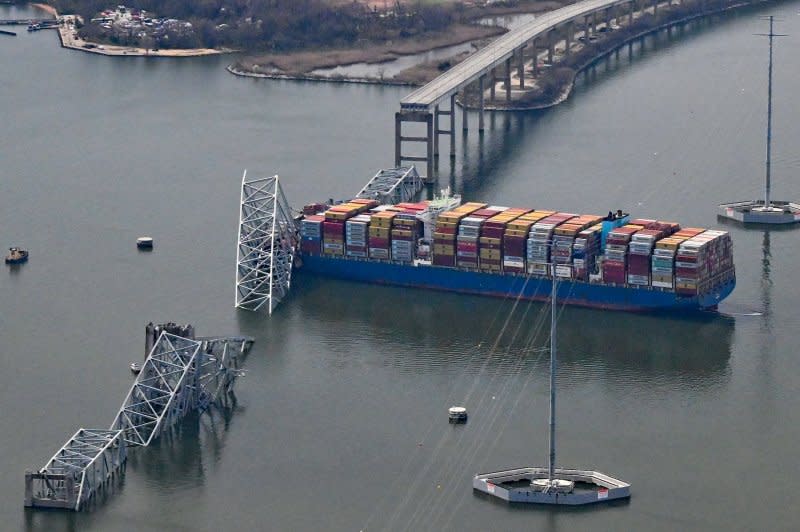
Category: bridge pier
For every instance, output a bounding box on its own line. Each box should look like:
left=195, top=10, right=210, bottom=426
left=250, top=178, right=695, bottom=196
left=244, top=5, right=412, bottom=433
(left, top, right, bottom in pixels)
left=547, top=30, right=555, bottom=65
left=433, top=97, right=456, bottom=159
left=565, top=22, right=573, bottom=57
left=517, top=46, right=526, bottom=88
left=532, top=38, right=540, bottom=75
left=395, top=111, right=434, bottom=180
left=504, top=57, right=512, bottom=101
left=462, top=90, right=468, bottom=131
left=489, top=68, right=496, bottom=101
left=479, top=75, right=486, bottom=131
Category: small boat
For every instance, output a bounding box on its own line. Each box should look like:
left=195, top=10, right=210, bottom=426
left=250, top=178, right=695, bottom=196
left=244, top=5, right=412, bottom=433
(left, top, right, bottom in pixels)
left=136, top=236, right=154, bottom=250
left=448, top=406, right=468, bottom=424
left=130, top=362, right=142, bottom=374
left=5, top=247, right=29, bottom=265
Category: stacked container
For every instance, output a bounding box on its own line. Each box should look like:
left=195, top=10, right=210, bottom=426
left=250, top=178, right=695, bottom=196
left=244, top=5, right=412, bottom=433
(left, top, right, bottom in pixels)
left=526, top=213, right=576, bottom=276
left=602, top=224, right=643, bottom=284
left=550, top=215, right=602, bottom=278
left=503, top=211, right=551, bottom=273
left=391, top=210, right=420, bottom=262
left=369, top=210, right=395, bottom=260
left=457, top=216, right=484, bottom=269
left=675, top=230, right=734, bottom=295
left=626, top=229, right=661, bottom=286
left=345, top=214, right=371, bottom=258
left=650, top=227, right=700, bottom=288
left=573, top=223, right=603, bottom=280
left=480, top=208, right=527, bottom=273
left=432, top=203, right=486, bottom=267
left=300, top=214, right=324, bottom=256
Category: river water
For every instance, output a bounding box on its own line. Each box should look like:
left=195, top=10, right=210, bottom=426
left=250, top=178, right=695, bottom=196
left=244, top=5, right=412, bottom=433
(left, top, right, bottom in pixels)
left=2, top=2, right=800, bottom=530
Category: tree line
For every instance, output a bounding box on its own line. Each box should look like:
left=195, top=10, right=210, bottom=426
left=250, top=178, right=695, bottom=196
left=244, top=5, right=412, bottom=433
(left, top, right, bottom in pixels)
left=49, top=0, right=460, bottom=50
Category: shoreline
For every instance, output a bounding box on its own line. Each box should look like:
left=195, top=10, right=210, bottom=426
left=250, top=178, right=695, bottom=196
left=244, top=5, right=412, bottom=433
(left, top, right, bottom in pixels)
left=55, top=15, right=235, bottom=57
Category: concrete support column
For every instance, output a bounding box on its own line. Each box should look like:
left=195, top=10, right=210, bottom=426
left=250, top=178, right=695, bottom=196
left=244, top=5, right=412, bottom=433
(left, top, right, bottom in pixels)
left=532, top=38, right=539, bottom=75
left=394, top=112, right=402, bottom=167
left=489, top=68, right=496, bottom=101
left=504, top=57, right=512, bottom=101
left=449, top=93, right=456, bottom=157
left=433, top=104, right=440, bottom=158
left=462, top=90, right=468, bottom=131
left=592, top=12, right=597, bottom=35
left=547, top=30, right=555, bottom=65
left=585, top=15, right=592, bottom=38
left=518, top=45, right=525, bottom=88
left=478, top=74, right=485, bottom=132
left=565, top=22, right=573, bottom=57
left=426, top=113, right=433, bottom=179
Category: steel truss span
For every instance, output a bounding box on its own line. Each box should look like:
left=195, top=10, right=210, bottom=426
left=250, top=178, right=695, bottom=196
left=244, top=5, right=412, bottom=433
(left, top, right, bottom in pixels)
left=235, top=171, right=298, bottom=314
left=355, top=166, right=423, bottom=205
left=25, top=331, right=254, bottom=511
left=25, top=429, right=126, bottom=511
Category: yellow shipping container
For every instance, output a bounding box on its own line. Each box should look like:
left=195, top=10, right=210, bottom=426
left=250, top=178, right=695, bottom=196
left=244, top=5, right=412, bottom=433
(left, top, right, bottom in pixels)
left=391, top=229, right=413, bottom=238
left=433, top=231, right=456, bottom=241
left=480, top=249, right=502, bottom=259
left=479, top=237, right=502, bottom=245
left=369, top=227, right=391, bottom=238
left=434, top=245, right=455, bottom=256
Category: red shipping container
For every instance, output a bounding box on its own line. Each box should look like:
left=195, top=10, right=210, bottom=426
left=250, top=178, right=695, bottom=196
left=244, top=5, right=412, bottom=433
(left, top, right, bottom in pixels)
left=323, top=221, right=345, bottom=235
left=433, top=255, right=455, bottom=267
left=480, top=227, right=505, bottom=238
left=369, top=237, right=390, bottom=247
left=300, top=240, right=321, bottom=255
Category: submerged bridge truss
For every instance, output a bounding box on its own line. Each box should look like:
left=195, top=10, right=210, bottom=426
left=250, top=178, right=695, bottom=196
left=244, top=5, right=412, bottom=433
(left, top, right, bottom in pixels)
left=25, top=330, right=253, bottom=511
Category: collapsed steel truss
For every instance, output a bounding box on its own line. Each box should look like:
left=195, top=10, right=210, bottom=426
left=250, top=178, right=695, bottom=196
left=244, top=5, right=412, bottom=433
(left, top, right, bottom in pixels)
left=25, top=429, right=126, bottom=511
left=235, top=171, right=297, bottom=314
left=111, top=333, right=203, bottom=447
left=26, top=331, right=254, bottom=511
left=355, top=166, right=423, bottom=205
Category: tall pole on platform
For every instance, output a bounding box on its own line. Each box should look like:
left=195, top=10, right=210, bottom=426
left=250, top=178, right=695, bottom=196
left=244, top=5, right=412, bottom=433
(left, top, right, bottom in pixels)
left=764, top=16, right=775, bottom=208
left=548, top=267, right=557, bottom=482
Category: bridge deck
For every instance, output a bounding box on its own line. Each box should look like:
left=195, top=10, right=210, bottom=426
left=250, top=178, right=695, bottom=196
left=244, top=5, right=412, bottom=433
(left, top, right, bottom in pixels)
left=400, top=0, right=632, bottom=110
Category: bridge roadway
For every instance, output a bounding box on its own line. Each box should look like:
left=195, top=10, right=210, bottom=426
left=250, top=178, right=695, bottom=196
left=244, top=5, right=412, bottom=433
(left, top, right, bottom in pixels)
left=395, top=0, right=685, bottom=179
left=400, top=0, right=638, bottom=112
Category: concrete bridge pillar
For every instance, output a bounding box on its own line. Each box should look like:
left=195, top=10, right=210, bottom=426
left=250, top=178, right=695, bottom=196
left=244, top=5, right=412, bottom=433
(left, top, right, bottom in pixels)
left=479, top=74, right=486, bottom=131
left=449, top=94, right=456, bottom=157
left=518, top=45, right=526, bottom=88
left=532, top=38, right=539, bottom=75
left=433, top=104, right=440, bottom=157
left=584, top=15, right=592, bottom=38
left=395, top=111, right=434, bottom=180
left=605, top=7, right=612, bottom=28
left=489, top=68, right=496, bottom=101
left=565, top=22, right=573, bottom=57
left=504, top=57, right=512, bottom=101
left=462, top=89, right=468, bottom=131
left=547, top=30, right=555, bottom=65
left=433, top=98, right=456, bottom=159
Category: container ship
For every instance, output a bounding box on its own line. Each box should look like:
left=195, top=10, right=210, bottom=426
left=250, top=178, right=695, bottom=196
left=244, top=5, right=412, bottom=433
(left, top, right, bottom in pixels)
left=296, top=197, right=736, bottom=312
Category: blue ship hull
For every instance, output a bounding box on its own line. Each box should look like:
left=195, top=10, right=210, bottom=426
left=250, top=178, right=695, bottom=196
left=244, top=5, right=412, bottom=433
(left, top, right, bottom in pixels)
left=297, top=254, right=736, bottom=312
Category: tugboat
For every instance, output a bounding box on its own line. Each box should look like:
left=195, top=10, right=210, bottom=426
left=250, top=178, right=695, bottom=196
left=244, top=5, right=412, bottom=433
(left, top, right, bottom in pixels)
left=130, top=362, right=142, bottom=374
left=5, top=247, right=29, bottom=265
